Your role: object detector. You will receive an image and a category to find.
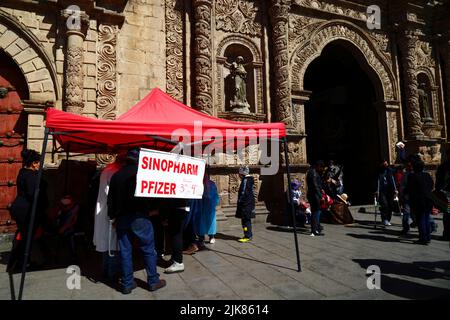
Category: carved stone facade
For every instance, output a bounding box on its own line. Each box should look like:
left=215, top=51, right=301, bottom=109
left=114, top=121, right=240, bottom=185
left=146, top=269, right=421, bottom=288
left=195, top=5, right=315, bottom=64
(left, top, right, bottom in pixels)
left=2, top=0, right=450, bottom=231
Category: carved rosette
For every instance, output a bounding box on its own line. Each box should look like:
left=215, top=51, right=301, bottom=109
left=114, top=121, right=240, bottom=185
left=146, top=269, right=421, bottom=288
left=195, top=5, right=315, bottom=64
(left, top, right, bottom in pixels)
left=215, top=0, right=262, bottom=36
left=166, top=0, right=184, bottom=102
left=193, top=0, right=214, bottom=116
left=269, top=0, right=294, bottom=128
left=65, top=46, right=84, bottom=114
left=401, top=30, right=423, bottom=137
left=97, top=24, right=118, bottom=121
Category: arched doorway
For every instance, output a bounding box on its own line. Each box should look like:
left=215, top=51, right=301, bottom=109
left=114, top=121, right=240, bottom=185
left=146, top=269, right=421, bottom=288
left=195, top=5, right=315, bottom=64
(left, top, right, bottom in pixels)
left=0, top=49, right=29, bottom=233
left=304, top=40, right=383, bottom=205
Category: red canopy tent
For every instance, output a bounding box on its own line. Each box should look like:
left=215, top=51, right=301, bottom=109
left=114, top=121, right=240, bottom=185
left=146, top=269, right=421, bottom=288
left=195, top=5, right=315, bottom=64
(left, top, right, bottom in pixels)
left=17, top=88, right=300, bottom=300
left=46, top=88, right=286, bottom=154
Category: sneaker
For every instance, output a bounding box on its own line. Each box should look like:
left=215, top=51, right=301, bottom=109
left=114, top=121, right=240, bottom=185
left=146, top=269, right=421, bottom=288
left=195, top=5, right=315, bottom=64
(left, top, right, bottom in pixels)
left=238, top=237, right=251, bottom=243
left=310, top=233, right=315, bottom=237
left=209, top=238, right=216, bottom=244
left=182, top=244, right=199, bottom=255
left=149, top=279, right=167, bottom=292
left=413, top=239, right=428, bottom=245
left=164, top=261, right=185, bottom=274
left=122, top=280, right=137, bottom=295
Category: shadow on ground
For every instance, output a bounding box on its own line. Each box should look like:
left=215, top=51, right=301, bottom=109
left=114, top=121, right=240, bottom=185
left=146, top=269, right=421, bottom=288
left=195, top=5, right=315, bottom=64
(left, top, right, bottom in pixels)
left=353, top=259, right=450, bottom=299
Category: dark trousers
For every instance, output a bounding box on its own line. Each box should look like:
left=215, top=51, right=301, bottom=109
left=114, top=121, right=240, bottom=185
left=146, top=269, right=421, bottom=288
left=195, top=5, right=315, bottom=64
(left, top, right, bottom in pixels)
left=417, top=212, right=431, bottom=243
left=116, top=214, right=159, bottom=289
left=241, top=217, right=252, bottom=238
left=150, top=216, right=165, bottom=257
left=443, top=213, right=449, bottom=241
left=311, top=210, right=322, bottom=234
left=167, top=211, right=185, bottom=264
left=379, top=192, right=394, bottom=222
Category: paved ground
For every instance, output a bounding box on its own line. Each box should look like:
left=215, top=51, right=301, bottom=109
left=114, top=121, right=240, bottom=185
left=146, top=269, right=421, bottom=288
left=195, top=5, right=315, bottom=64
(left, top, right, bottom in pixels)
left=0, top=207, right=449, bottom=300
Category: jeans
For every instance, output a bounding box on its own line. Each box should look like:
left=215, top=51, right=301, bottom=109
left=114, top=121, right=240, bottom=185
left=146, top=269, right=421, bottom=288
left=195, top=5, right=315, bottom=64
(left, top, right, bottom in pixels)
left=418, top=212, right=431, bottom=243
left=117, top=214, right=160, bottom=289
left=378, top=192, right=394, bottom=223
left=311, top=210, right=321, bottom=234
left=168, top=212, right=185, bottom=264
left=241, top=217, right=252, bottom=238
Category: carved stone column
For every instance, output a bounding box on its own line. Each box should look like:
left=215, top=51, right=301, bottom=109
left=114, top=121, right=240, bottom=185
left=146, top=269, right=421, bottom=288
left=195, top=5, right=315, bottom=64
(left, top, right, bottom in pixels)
left=400, top=30, right=423, bottom=138
left=61, top=9, right=89, bottom=114
left=269, top=0, right=293, bottom=129
left=192, top=0, right=213, bottom=115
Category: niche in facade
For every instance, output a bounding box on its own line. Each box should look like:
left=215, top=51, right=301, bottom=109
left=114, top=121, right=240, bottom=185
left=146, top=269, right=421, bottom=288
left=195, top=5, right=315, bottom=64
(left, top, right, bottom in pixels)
left=417, top=72, right=434, bottom=123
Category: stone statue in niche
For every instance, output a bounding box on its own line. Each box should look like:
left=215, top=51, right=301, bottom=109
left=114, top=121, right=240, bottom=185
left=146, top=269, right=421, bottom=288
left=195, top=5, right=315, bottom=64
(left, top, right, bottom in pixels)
left=418, top=82, right=433, bottom=123
left=229, top=56, right=251, bottom=114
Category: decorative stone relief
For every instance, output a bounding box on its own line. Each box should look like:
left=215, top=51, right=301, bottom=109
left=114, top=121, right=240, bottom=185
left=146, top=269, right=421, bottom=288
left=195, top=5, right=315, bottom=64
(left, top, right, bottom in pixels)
left=97, top=24, right=118, bottom=121
left=387, top=111, right=399, bottom=163
left=401, top=30, right=423, bottom=137
left=290, top=22, right=397, bottom=102
left=229, top=173, right=240, bottom=203
left=294, top=0, right=369, bottom=22
left=288, top=16, right=320, bottom=55
left=269, top=0, right=294, bottom=128
left=166, top=0, right=184, bottom=102
left=215, top=0, right=262, bottom=36
left=369, top=32, right=391, bottom=60
left=193, top=0, right=214, bottom=116
left=65, top=46, right=85, bottom=114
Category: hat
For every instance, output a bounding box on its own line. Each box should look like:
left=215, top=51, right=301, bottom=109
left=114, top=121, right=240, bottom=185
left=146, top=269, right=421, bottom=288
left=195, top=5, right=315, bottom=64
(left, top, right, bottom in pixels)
left=396, top=141, right=405, bottom=148
left=337, top=193, right=349, bottom=204
left=126, top=148, right=140, bottom=162
left=291, top=179, right=301, bottom=190
left=239, top=165, right=249, bottom=175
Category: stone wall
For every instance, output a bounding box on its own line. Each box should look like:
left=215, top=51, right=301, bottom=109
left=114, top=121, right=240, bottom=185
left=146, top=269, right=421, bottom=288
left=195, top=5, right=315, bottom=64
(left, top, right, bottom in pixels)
left=116, top=0, right=166, bottom=116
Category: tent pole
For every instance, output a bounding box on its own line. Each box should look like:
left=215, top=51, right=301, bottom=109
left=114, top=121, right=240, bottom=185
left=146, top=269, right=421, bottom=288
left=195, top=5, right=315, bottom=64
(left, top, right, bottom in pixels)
left=64, top=147, right=69, bottom=195
left=18, top=127, right=50, bottom=300
left=283, top=137, right=302, bottom=272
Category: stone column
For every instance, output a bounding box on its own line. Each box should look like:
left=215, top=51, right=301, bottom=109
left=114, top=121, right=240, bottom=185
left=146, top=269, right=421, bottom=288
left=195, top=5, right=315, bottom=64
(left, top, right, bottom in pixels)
left=192, top=0, right=213, bottom=116
left=269, top=0, right=293, bottom=129
left=61, top=9, right=89, bottom=114
left=400, top=29, right=423, bottom=138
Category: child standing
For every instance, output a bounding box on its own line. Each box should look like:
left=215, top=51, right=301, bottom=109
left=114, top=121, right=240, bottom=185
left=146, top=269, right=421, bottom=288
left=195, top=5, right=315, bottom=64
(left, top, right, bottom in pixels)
left=235, top=166, right=255, bottom=243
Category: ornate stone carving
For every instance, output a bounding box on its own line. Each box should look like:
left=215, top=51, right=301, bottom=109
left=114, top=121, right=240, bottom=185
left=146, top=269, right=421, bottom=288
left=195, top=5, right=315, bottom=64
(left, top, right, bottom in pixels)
left=288, top=16, right=320, bottom=54
left=387, top=112, right=399, bottom=163
left=193, top=0, right=214, bottom=116
left=291, top=22, right=397, bottom=102
left=166, top=0, right=184, bottom=102
left=61, top=9, right=89, bottom=114
left=97, top=24, right=118, bottom=121
left=401, top=30, right=423, bottom=137
left=216, top=35, right=264, bottom=114
left=369, top=31, right=391, bottom=60
left=229, top=173, right=240, bottom=203
left=269, top=0, right=294, bottom=128
left=294, top=0, right=369, bottom=22
left=64, top=46, right=85, bottom=114
left=215, top=0, right=262, bottom=36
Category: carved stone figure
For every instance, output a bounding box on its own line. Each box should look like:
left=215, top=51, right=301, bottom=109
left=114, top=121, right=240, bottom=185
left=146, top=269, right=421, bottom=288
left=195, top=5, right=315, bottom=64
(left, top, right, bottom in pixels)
left=229, top=56, right=251, bottom=114
left=418, top=82, right=432, bottom=122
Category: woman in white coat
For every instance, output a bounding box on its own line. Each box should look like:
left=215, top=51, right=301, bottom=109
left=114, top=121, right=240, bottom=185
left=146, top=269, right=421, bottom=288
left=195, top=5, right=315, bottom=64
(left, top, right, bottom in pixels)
left=93, top=158, right=123, bottom=281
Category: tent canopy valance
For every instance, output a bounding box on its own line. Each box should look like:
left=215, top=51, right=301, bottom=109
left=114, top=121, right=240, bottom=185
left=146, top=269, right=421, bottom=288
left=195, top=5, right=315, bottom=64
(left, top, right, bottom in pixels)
left=45, top=88, right=286, bottom=154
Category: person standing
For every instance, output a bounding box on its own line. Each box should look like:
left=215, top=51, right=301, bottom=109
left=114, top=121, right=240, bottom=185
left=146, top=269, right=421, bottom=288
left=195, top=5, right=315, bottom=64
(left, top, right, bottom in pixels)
left=93, top=157, right=123, bottom=282
left=399, top=157, right=413, bottom=235
left=406, top=160, right=434, bottom=245
left=192, top=175, right=220, bottom=244
left=375, top=160, right=398, bottom=226
left=235, top=166, right=255, bottom=243
left=8, top=149, right=48, bottom=272
left=306, top=160, right=325, bottom=236
left=435, top=148, right=450, bottom=241
left=107, top=148, right=166, bottom=294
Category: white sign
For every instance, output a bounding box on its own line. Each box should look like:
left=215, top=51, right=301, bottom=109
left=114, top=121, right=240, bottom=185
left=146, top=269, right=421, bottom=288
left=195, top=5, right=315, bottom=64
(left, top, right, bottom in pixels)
left=135, top=148, right=206, bottom=199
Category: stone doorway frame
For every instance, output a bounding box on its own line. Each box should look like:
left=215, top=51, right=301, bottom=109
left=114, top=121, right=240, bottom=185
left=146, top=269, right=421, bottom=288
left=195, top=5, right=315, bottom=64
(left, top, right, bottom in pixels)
left=290, top=20, right=401, bottom=164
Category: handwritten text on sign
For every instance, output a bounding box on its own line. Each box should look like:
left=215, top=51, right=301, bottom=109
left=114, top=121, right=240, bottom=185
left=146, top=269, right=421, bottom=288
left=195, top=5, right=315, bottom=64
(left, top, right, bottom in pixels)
left=135, top=148, right=206, bottom=199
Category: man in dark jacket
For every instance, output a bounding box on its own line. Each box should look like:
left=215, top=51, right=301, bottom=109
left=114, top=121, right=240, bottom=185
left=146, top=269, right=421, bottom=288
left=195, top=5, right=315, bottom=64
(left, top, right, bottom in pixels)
left=375, top=160, right=398, bottom=226
left=235, top=165, right=255, bottom=243
left=406, top=160, right=434, bottom=245
left=306, top=160, right=325, bottom=236
left=108, top=148, right=166, bottom=294
left=435, top=148, right=450, bottom=241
